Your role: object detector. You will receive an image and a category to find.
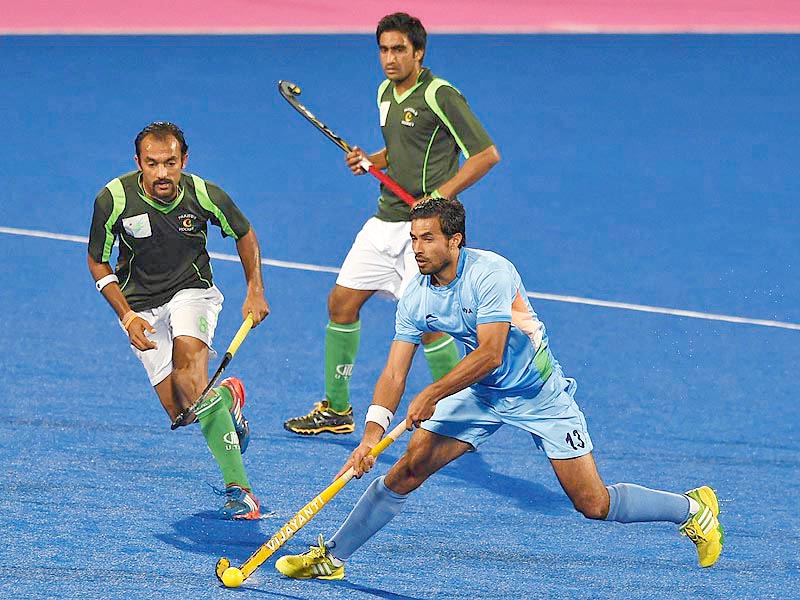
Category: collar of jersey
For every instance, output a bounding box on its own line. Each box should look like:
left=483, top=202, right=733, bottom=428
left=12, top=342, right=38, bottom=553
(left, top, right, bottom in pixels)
left=393, top=68, right=429, bottom=104
left=137, top=174, right=185, bottom=213
left=428, top=248, right=467, bottom=291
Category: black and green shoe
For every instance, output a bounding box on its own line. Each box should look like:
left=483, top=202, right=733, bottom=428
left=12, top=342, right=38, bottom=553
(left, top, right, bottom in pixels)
left=284, top=400, right=354, bottom=435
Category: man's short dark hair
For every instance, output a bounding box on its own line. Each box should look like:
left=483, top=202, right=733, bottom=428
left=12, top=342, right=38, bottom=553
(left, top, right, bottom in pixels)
left=411, top=198, right=467, bottom=247
left=376, top=13, right=427, bottom=59
left=134, top=122, right=188, bottom=157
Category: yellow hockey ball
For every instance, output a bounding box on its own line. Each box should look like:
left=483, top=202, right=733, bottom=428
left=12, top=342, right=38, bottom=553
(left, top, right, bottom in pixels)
left=221, top=566, right=244, bottom=588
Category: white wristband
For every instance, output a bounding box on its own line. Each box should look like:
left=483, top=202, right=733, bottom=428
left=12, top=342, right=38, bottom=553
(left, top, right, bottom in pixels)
left=365, top=405, right=394, bottom=431
left=95, top=273, right=119, bottom=292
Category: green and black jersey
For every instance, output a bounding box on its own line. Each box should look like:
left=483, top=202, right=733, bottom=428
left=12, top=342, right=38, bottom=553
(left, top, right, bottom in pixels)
left=88, top=171, right=250, bottom=311
left=376, top=68, right=494, bottom=222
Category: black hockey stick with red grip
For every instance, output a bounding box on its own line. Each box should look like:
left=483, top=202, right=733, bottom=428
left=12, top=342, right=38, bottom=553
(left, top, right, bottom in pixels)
left=278, top=80, right=417, bottom=207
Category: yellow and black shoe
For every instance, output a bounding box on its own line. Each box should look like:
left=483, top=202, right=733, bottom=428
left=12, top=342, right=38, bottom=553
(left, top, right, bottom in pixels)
left=275, top=534, right=345, bottom=580
left=283, top=400, right=355, bottom=435
left=679, top=486, right=724, bottom=567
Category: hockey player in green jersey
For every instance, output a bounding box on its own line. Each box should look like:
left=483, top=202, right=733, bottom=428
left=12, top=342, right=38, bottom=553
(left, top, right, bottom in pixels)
left=284, top=12, right=501, bottom=436
left=88, top=122, right=269, bottom=519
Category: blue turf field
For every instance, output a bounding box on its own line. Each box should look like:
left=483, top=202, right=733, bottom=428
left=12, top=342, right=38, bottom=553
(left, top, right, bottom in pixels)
left=1, top=34, right=798, bottom=599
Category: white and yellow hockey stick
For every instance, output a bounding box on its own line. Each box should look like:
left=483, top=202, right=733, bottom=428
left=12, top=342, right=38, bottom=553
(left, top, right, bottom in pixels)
left=216, top=421, right=408, bottom=587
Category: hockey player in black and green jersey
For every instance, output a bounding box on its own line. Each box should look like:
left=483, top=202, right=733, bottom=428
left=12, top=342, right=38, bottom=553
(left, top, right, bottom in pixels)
left=284, top=13, right=500, bottom=436
left=87, top=122, right=269, bottom=519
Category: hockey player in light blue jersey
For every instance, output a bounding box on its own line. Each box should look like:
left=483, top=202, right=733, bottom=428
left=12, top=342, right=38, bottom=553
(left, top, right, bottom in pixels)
left=276, top=198, right=724, bottom=580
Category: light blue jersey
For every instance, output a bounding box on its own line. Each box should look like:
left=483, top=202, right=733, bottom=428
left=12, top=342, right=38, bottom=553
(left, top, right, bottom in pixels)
left=395, top=248, right=558, bottom=399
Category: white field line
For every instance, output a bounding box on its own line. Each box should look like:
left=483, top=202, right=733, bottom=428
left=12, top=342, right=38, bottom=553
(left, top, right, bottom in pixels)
left=0, top=225, right=339, bottom=274
left=2, top=225, right=797, bottom=331
left=526, top=291, right=800, bottom=331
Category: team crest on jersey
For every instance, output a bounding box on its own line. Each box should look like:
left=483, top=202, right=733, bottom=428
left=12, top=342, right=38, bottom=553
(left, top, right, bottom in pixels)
left=177, top=212, right=198, bottom=233
left=402, top=107, right=418, bottom=127
left=122, top=213, right=152, bottom=238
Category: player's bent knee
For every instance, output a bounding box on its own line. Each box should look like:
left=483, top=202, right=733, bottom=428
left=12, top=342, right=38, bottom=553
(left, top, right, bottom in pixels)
left=328, top=306, right=359, bottom=323
left=386, top=456, right=431, bottom=495
left=392, top=465, right=424, bottom=493
left=572, top=496, right=609, bottom=520
left=328, top=285, right=372, bottom=322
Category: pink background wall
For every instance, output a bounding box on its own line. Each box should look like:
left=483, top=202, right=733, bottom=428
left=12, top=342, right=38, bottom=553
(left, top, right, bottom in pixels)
left=1, top=0, right=798, bottom=33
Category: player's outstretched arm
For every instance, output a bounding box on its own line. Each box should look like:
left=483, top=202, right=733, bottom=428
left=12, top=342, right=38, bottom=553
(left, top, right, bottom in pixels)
left=335, top=340, right=417, bottom=480
left=435, top=145, right=500, bottom=200
left=235, top=228, right=270, bottom=326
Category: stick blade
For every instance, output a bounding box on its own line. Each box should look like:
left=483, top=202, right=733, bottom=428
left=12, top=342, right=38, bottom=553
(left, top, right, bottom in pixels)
left=215, top=557, right=231, bottom=584
left=278, top=80, right=301, bottom=98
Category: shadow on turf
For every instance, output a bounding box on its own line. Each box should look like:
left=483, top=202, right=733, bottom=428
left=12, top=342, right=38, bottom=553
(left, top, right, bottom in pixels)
left=305, top=579, right=425, bottom=600
left=435, top=447, right=570, bottom=516
left=280, top=425, right=568, bottom=515
left=219, top=586, right=307, bottom=600
left=224, top=578, right=424, bottom=600
left=281, top=426, right=569, bottom=516
left=320, top=580, right=423, bottom=600
left=156, top=510, right=270, bottom=562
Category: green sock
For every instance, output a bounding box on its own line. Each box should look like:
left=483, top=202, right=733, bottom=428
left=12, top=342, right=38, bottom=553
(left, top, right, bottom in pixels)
left=423, top=334, right=459, bottom=381
left=325, top=320, right=360, bottom=412
left=196, top=386, right=251, bottom=489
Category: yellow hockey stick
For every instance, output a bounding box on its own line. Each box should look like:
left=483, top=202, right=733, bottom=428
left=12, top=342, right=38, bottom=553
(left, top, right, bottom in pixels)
left=215, top=420, right=408, bottom=586
left=171, top=313, right=254, bottom=430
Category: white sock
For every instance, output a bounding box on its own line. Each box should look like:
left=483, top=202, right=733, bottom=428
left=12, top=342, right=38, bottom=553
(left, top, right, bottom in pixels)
left=325, top=549, right=344, bottom=568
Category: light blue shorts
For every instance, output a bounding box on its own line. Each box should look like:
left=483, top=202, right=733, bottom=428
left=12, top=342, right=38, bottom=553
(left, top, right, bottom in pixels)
left=421, top=372, right=593, bottom=459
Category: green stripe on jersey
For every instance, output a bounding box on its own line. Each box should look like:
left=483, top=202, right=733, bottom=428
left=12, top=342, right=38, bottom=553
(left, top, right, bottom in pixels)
left=118, top=236, right=134, bottom=290
left=102, top=178, right=127, bottom=262
left=424, top=79, right=470, bottom=159
left=136, top=177, right=184, bottom=213
left=376, top=79, right=391, bottom=106
left=393, top=76, right=425, bottom=104
left=533, top=341, right=553, bottom=382
left=192, top=262, right=212, bottom=287
left=421, top=124, right=441, bottom=195
left=191, top=174, right=237, bottom=239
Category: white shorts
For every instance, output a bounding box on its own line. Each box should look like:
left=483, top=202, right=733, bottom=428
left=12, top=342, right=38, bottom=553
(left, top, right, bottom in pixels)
left=123, top=286, right=224, bottom=386
left=336, top=217, right=418, bottom=301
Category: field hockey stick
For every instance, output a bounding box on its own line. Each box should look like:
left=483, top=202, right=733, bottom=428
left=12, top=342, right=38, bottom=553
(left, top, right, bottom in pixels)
left=215, top=420, right=409, bottom=586
left=170, top=314, right=254, bottom=430
left=278, top=79, right=417, bottom=207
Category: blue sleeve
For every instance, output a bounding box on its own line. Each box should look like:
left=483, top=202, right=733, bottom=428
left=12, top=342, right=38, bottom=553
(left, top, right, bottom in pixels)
left=393, top=295, right=423, bottom=345
left=475, top=266, right=514, bottom=325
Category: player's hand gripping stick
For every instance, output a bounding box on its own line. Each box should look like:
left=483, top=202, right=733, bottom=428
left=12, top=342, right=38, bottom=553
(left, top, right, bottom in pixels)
left=215, top=420, right=408, bottom=586
left=278, top=80, right=417, bottom=207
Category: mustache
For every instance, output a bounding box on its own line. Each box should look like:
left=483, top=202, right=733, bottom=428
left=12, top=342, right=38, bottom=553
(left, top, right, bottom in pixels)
left=154, top=179, right=173, bottom=186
